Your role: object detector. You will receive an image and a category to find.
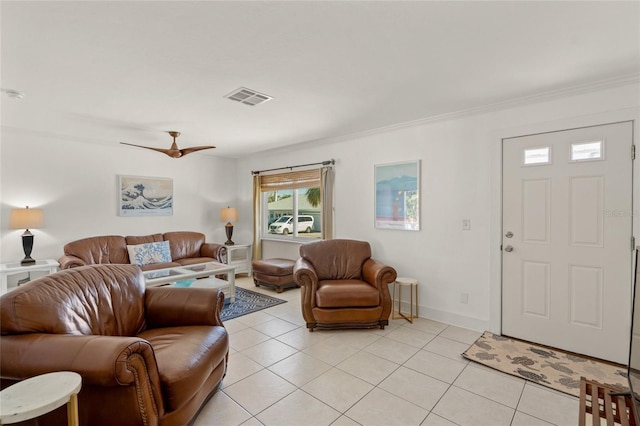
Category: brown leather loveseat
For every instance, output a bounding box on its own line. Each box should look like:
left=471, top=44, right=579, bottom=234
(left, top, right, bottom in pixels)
left=58, top=231, right=226, bottom=271
left=0, top=264, right=229, bottom=426
left=294, top=239, right=397, bottom=331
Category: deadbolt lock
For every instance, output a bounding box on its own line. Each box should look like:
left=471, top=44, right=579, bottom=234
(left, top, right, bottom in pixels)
left=505, top=231, right=513, bottom=238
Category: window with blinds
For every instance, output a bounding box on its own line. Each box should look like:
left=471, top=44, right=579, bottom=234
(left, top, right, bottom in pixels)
left=260, top=169, right=322, bottom=240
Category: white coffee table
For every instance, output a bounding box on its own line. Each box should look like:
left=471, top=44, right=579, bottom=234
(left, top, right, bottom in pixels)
left=188, top=277, right=235, bottom=303
left=143, top=261, right=236, bottom=302
left=0, top=371, right=82, bottom=425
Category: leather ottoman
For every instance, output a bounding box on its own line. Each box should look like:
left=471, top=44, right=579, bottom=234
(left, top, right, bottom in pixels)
left=252, top=258, right=297, bottom=293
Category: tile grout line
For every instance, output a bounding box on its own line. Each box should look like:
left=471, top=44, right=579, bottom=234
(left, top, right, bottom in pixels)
left=218, top=283, right=572, bottom=426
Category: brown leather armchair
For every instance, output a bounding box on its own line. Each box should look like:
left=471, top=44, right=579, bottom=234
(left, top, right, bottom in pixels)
left=293, top=239, right=397, bottom=331
left=0, top=264, right=229, bottom=426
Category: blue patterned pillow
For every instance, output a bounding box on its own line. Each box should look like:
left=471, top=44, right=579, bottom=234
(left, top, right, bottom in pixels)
left=127, top=241, right=172, bottom=266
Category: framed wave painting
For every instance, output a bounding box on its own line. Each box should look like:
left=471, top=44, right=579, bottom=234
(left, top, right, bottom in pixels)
left=119, top=175, right=173, bottom=216
left=375, top=160, right=420, bottom=230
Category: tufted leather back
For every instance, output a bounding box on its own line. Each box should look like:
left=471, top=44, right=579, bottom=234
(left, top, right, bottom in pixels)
left=299, top=239, right=371, bottom=280
left=63, top=235, right=128, bottom=265
left=125, top=233, right=163, bottom=246
left=1, top=264, right=146, bottom=337
left=164, top=231, right=205, bottom=260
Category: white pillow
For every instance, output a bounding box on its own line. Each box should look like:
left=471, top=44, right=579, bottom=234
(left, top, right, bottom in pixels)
left=127, top=241, right=172, bottom=266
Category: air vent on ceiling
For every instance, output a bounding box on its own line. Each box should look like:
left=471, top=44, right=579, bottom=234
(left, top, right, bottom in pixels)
left=224, top=87, right=273, bottom=106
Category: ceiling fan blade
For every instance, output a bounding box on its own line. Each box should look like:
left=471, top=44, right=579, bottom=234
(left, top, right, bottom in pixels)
left=179, top=145, right=216, bottom=156
left=120, top=132, right=213, bottom=158
left=120, top=142, right=180, bottom=158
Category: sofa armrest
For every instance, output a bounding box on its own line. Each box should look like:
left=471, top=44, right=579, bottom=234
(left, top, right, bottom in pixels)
left=58, top=254, right=87, bottom=269
left=363, top=259, right=395, bottom=320
left=0, top=334, right=160, bottom=387
left=1, top=333, right=166, bottom=421
left=200, top=243, right=227, bottom=263
left=293, top=258, right=318, bottom=288
left=145, top=286, right=225, bottom=328
left=294, top=258, right=319, bottom=317
left=362, top=258, right=397, bottom=290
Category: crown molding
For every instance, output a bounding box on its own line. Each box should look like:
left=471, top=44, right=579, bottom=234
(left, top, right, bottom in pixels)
left=248, top=73, right=640, bottom=158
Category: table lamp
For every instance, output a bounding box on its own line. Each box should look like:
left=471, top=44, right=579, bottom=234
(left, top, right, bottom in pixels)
left=9, top=206, right=44, bottom=265
left=220, top=207, right=238, bottom=246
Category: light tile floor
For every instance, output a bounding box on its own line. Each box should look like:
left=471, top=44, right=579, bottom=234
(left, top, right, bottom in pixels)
left=194, top=278, right=579, bottom=426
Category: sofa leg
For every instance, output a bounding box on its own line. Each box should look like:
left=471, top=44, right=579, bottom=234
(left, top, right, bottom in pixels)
left=306, top=323, right=316, bottom=332
left=253, top=279, right=260, bottom=287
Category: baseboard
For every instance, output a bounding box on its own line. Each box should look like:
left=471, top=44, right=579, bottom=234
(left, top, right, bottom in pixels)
left=396, top=301, right=493, bottom=334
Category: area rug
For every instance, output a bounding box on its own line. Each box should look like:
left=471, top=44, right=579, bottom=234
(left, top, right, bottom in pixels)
left=221, top=287, right=286, bottom=321
left=462, top=331, right=628, bottom=398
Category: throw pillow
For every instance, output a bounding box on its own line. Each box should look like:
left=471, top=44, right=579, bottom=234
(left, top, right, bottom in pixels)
left=127, top=241, right=172, bottom=266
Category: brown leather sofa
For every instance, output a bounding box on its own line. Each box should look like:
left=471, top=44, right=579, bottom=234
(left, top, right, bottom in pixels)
left=293, top=239, right=397, bottom=331
left=0, top=264, right=229, bottom=426
left=58, top=231, right=226, bottom=271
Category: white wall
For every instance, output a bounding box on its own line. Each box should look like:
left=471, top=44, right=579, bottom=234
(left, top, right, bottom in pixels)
left=1, top=79, right=637, bottom=332
left=0, top=128, right=237, bottom=270
left=236, top=80, right=640, bottom=332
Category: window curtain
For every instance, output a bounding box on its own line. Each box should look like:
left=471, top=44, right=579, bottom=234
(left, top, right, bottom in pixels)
left=321, top=166, right=334, bottom=240
left=252, top=174, right=262, bottom=261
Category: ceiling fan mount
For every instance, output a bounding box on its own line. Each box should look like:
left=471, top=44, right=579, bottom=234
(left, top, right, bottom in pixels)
left=121, top=131, right=215, bottom=158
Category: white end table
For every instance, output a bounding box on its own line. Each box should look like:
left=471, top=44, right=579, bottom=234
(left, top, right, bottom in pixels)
left=0, top=371, right=82, bottom=425
left=223, top=244, right=252, bottom=276
left=0, top=259, right=59, bottom=295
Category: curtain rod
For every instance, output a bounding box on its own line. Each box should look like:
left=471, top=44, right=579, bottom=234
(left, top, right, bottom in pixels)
left=251, top=159, right=335, bottom=175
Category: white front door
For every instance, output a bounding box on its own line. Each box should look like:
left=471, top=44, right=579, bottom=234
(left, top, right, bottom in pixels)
left=502, top=121, right=633, bottom=363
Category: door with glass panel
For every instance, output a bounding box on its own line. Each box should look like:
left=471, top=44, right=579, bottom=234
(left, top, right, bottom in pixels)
left=502, top=121, right=633, bottom=363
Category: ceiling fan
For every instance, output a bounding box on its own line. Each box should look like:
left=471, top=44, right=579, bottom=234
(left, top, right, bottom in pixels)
left=121, top=131, right=215, bottom=158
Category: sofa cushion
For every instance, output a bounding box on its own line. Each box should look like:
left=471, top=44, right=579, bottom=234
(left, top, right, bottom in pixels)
left=300, top=239, right=371, bottom=281
left=164, top=232, right=205, bottom=260
left=315, top=280, right=380, bottom=308
left=125, top=233, right=163, bottom=246
left=1, top=265, right=146, bottom=336
left=138, top=325, right=229, bottom=412
left=63, top=235, right=128, bottom=265
left=127, top=241, right=172, bottom=266
left=175, top=257, right=216, bottom=267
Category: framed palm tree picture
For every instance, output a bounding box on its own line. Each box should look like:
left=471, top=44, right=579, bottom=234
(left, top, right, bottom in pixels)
left=118, top=175, right=173, bottom=216
left=374, top=160, right=420, bottom=230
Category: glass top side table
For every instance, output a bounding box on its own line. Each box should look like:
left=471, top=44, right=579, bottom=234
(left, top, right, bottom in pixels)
left=0, top=259, right=59, bottom=295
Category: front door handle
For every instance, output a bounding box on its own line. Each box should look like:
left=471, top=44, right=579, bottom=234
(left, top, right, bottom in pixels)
left=504, top=245, right=514, bottom=252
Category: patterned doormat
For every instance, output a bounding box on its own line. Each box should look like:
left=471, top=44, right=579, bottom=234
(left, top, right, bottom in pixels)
left=221, top=287, right=287, bottom=321
left=462, top=331, right=628, bottom=398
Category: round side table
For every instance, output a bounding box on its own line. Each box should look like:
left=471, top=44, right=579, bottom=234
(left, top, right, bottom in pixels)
left=392, top=277, right=419, bottom=323
left=0, top=371, right=82, bottom=425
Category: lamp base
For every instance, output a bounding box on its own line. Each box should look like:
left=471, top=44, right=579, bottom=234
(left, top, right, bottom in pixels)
left=20, top=256, right=36, bottom=266
left=21, top=232, right=36, bottom=265
left=225, top=223, right=235, bottom=246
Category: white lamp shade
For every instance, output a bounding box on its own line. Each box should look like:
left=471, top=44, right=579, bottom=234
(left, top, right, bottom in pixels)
left=220, top=207, right=238, bottom=223
left=9, top=207, right=44, bottom=230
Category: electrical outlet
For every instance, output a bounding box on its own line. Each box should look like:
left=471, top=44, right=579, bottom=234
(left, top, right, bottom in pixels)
left=462, top=219, right=471, bottom=230
left=460, top=292, right=469, bottom=304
